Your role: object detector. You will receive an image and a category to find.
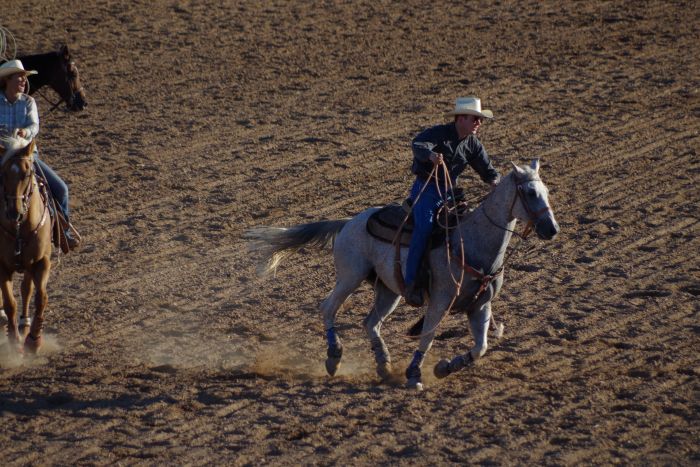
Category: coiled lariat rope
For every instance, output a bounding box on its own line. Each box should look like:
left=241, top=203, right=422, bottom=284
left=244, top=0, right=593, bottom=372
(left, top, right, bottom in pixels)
left=0, top=28, right=53, bottom=109
left=0, top=26, right=18, bottom=61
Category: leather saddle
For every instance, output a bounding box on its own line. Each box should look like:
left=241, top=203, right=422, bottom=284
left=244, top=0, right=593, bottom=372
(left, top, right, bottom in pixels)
left=366, top=203, right=445, bottom=248
left=366, top=190, right=472, bottom=247
left=34, top=177, right=81, bottom=254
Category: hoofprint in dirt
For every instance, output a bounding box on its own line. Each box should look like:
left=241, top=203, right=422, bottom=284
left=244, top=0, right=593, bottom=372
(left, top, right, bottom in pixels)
left=1, top=0, right=699, bottom=465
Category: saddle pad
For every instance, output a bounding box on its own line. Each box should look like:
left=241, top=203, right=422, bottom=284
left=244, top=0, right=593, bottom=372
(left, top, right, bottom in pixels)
left=366, top=203, right=445, bottom=248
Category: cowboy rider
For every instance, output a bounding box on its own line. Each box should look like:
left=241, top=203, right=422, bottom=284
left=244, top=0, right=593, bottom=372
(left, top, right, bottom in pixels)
left=404, top=96, right=500, bottom=307
left=0, top=59, right=80, bottom=250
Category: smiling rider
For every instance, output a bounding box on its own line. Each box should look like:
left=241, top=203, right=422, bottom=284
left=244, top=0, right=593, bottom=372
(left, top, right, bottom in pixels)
left=0, top=59, right=80, bottom=250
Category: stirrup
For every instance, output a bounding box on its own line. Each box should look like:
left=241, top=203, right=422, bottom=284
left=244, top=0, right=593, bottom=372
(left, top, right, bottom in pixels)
left=404, top=283, right=425, bottom=307
left=64, top=223, right=82, bottom=251
left=55, top=212, right=82, bottom=253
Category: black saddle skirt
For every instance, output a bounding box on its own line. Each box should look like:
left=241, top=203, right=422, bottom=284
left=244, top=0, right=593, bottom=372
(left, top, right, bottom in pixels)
left=366, top=203, right=446, bottom=248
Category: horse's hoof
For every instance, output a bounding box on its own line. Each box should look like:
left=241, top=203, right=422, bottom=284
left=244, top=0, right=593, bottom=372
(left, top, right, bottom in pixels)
left=406, top=377, right=424, bottom=391
left=493, top=322, right=504, bottom=339
left=24, top=334, right=42, bottom=354
left=13, top=341, right=25, bottom=356
left=325, top=343, right=343, bottom=376
left=377, top=362, right=392, bottom=381
left=325, top=357, right=341, bottom=377
left=434, top=359, right=451, bottom=379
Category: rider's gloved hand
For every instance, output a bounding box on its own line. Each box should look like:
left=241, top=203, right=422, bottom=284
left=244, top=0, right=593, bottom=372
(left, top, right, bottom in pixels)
left=429, top=152, right=443, bottom=165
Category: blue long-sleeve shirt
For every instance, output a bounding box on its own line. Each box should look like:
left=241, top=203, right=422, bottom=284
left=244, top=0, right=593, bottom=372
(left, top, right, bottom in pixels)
left=0, top=93, right=39, bottom=139
left=411, top=123, right=499, bottom=186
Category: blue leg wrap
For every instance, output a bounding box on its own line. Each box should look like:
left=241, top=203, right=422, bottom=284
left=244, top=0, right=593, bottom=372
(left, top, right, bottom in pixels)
left=406, top=350, right=425, bottom=380
left=409, top=350, right=425, bottom=368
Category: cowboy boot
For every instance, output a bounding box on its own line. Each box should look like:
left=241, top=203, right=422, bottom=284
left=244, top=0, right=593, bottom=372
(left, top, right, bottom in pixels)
left=63, top=221, right=82, bottom=251
left=404, top=282, right=425, bottom=308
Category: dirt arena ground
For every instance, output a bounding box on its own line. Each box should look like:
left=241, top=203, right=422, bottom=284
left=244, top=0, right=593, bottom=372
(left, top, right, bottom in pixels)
left=1, top=0, right=698, bottom=465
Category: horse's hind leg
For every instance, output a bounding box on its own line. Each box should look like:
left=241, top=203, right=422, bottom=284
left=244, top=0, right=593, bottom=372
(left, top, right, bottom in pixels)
left=24, top=258, right=50, bottom=354
left=435, top=302, right=491, bottom=379
left=20, top=273, right=33, bottom=338
left=321, top=278, right=363, bottom=376
left=364, top=280, right=400, bottom=381
left=321, top=256, right=370, bottom=377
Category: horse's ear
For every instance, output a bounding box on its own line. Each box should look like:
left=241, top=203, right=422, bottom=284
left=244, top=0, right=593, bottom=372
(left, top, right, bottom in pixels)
left=60, top=44, right=70, bottom=59
left=20, top=140, right=35, bottom=157
left=530, top=158, right=540, bottom=173
left=510, top=161, right=526, bottom=178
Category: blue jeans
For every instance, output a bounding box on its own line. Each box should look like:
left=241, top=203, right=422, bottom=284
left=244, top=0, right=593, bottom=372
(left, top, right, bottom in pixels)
left=34, top=153, right=70, bottom=221
left=405, top=179, right=443, bottom=285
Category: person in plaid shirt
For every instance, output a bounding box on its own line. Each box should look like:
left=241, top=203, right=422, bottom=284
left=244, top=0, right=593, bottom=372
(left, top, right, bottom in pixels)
left=0, top=59, right=79, bottom=250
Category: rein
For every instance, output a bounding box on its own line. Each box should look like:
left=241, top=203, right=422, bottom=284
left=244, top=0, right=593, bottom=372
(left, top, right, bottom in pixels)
left=35, top=88, right=64, bottom=113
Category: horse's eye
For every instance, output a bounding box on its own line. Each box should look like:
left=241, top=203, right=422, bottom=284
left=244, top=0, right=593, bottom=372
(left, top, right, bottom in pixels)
left=527, top=189, right=537, bottom=197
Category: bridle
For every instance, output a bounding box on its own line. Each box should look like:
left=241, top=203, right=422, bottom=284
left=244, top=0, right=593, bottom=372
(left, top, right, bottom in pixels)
left=482, top=176, right=552, bottom=240
left=452, top=175, right=552, bottom=319
left=36, top=59, right=85, bottom=113
left=2, top=155, right=35, bottom=223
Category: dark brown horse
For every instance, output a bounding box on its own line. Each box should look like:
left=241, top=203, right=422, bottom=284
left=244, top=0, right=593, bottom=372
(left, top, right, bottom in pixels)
left=16, top=45, right=87, bottom=111
left=0, top=136, right=52, bottom=355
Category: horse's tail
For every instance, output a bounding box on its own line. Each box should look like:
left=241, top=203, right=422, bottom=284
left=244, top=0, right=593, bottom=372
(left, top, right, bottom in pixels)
left=244, top=219, right=350, bottom=276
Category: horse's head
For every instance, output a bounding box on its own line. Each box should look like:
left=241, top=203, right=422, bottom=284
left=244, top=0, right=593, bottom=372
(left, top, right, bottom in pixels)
left=510, top=159, right=560, bottom=240
left=0, top=135, right=36, bottom=222
left=51, top=45, right=87, bottom=111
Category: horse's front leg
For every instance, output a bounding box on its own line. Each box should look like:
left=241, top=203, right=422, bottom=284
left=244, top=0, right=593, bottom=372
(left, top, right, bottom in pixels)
left=405, top=294, right=452, bottom=391
left=0, top=274, right=21, bottom=353
left=20, top=272, right=34, bottom=338
left=435, top=302, right=491, bottom=379
left=25, top=257, right=50, bottom=354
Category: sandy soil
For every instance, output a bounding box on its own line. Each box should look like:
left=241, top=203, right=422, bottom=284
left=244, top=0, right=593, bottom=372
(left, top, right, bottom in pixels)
left=1, top=0, right=698, bottom=465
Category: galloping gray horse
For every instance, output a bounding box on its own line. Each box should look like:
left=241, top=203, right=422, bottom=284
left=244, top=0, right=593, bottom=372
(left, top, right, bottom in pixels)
left=246, top=159, right=559, bottom=390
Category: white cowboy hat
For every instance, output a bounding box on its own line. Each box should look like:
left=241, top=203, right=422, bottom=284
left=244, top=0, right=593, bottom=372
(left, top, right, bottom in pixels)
left=446, top=96, right=493, bottom=119
left=0, top=59, right=38, bottom=80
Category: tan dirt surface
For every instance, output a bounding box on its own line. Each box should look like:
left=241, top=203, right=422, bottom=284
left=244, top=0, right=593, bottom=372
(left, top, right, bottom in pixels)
left=1, top=0, right=698, bottom=465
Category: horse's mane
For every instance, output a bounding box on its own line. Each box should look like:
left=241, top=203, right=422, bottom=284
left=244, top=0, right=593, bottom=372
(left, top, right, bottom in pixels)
left=0, top=134, right=33, bottom=165
left=18, top=50, right=63, bottom=62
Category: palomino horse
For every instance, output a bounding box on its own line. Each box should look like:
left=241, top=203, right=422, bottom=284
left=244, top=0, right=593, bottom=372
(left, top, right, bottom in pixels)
left=0, top=136, right=52, bottom=354
left=246, top=160, right=560, bottom=390
left=16, top=45, right=87, bottom=111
